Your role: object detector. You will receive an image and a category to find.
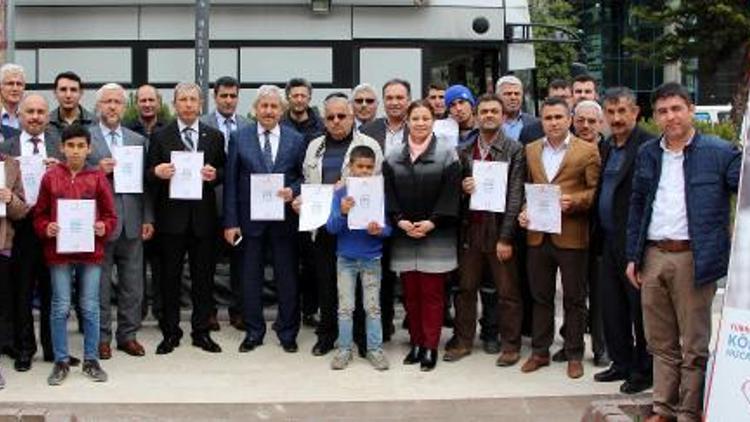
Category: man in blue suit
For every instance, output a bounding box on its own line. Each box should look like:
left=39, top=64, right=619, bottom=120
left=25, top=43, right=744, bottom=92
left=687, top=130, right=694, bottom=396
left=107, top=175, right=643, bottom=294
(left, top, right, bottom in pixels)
left=224, top=85, right=305, bottom=353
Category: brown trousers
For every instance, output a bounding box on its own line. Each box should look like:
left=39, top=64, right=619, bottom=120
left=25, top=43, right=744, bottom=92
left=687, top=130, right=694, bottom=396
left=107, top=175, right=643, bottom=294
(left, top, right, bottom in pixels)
left=454, top=227, right=522, bottom=352
left=527, top=237, right=588, bottom=360
left=640, top=246, right=716, bottom=422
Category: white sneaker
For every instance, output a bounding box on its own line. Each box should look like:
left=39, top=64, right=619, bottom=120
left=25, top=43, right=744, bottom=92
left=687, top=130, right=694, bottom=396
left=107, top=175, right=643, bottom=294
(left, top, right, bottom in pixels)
left=330, top=349, right=353, bottom=370
left=366, top=349, right=390, bottom=371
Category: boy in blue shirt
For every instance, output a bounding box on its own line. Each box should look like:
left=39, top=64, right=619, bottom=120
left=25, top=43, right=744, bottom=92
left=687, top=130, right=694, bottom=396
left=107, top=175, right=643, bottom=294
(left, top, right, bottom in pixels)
left=326, top=145, right=391, bottom=370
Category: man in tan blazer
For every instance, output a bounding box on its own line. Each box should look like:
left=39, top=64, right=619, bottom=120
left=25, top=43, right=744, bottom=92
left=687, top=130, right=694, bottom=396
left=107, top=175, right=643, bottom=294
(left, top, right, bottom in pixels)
left=518, top=96, right=600, bottom=379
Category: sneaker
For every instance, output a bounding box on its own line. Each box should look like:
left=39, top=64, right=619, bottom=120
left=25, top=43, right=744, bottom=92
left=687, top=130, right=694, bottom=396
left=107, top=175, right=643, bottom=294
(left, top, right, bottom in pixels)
left=82, top=360, right=108, bottom=382
left=47, top=361, right=70, bottom=386
left=330, top=349, right=353, bottom=370
left=366, top=349, right=390, bottom=371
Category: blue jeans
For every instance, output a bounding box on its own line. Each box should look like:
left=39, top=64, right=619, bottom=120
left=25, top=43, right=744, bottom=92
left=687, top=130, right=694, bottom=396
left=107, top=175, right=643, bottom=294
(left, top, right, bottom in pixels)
left=50, top=264, right=102, bottom=363
left=336, top=257, right=382, bottom=352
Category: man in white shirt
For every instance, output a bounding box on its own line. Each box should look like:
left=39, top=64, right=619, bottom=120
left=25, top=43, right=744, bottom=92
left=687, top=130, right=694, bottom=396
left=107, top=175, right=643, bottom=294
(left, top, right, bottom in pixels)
left=0, top=63, right=25, bottom=130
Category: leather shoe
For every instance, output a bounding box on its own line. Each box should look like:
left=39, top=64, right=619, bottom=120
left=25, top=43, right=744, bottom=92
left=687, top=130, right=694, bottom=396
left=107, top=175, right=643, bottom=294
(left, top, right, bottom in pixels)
left=443, top=346, right=471, bottom=362
left=281, top=341, right=298, bottom=353
left=229, top=314, right=245, bottom=331
left=420, top=349, right=438, bottom=371
left=311, top=340, right=334, bottom=356
left=482, top=339, right=501, bottom=355
left=239, top=337, right=262, bottom=353
left=192, top=333, right=222, bottom=353
left=551, top=348, right=568, bottom=362
left=620, top=374, right=653, bottom=394
left=117, top=340, right=146, bottom=357
left=521, top=354, right=550, bottom=373
left=98, top=343, right=112, bottom=360
left=14, top=354, right=32, bottom=372
left=567, top=360, right=584, bottom=379
left=156, top=336, right=180, bottom=355
left=594, top=366, right=628, bottom=383
left=403, top=345, right=423, bottom=365
left=496, top=351, right=521, bottom=367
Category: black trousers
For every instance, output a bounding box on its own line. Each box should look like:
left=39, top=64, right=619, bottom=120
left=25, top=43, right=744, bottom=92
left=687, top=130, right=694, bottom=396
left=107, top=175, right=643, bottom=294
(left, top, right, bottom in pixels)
left=600, top=235, right=651, bottom=377
left=298, top=232, right=319, bottom=317
left=10, top=218, right=52, bottom=358
left=313, top=230, right=338, bottom=344
left=158, top=232, right=215, bottom=338
left=212, top=231, right=243, bottom=318
left=143, top=234, right=162, bottom=319
left=0, top=256, right=14, bottom=351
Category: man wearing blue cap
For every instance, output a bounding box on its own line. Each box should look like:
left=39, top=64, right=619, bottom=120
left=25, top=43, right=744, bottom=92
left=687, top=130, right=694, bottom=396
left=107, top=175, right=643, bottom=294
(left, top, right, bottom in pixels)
left=445, top=85, right=478, bottom=147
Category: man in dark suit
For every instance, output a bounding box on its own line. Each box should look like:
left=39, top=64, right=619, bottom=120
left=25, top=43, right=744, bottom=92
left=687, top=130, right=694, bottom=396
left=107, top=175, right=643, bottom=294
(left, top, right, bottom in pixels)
left=224, top=85, right=305, bottom=353
left=358, top=78, right=411, bottom=344
left=0, top=94, right=68, bottom=371
left=496, top=75, right=544, bottom=146
left=593, top=87, right=653, bottom=394
left=201, top=76, right=251, bottom=331
left=88, top=83, right=154, bottom=360
left=146, top=82, right=225, bottom=355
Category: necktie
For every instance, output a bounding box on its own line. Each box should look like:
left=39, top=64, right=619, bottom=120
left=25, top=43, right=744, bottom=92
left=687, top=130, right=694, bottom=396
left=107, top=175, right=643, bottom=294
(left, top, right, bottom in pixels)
left=224, top=118, right=235, bottom=137
left=262, top=130, right=273, bottom=170
left=182, top=128, right=194, bottom=151
left=109, top=131, right=119, bottom=148
left=30, top=137, right=41, bottom=155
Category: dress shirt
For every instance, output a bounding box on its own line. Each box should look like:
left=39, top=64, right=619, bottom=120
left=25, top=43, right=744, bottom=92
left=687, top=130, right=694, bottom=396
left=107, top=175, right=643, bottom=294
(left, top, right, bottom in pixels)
left=100, top=122, right=123, bottom=151
left=541, top=134, right=570, bottom=182
left=384, top=122, right=405, bottom=157
left=216, top=111, right=237, bottom=150
left=177, top=119, right=200, bottom=152
left=20, top=131, right=48, bottom=158
left=257, top=124, right=281, bottom=163
left=1, top=107, right=19, bottom=129
left=502, top=114, right=524, bottom=141
left=647, top=137, right=691, bottom=240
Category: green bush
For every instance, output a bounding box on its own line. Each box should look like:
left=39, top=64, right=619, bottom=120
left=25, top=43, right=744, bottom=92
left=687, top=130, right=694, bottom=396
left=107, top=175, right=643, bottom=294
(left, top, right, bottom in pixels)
left=638, top=119, right=739, bottom=146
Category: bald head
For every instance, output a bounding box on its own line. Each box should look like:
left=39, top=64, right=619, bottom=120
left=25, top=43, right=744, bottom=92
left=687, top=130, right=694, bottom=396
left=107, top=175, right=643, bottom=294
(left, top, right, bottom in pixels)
left=19, top=94, right=50, bottom=136
left=135, top=84, right=161, bottom=121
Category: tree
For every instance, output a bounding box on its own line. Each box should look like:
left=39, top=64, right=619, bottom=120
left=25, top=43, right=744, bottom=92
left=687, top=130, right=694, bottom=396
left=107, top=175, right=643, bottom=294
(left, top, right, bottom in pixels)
left=528, top=0, right=580, bottom=97
left=622, top=0, right=750, bottom=126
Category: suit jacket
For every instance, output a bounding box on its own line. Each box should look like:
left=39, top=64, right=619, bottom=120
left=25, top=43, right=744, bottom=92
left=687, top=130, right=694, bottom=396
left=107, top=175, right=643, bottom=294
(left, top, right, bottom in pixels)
left=87, top=125, right=154, bottom=241
left=146, top=120, right=225, bottom=238
left=1, top=124, right=19, bottom=141
left=359, top=117, right=410, bottom=154
left=518, top=113, right=545, bottom=145
left=223, top=122, right=305, bottom=237
left=525, top=135, right=601, bottom=249
left=591, top=126, right=652, bottom=259
left=0, top=129, right=64, bottom=160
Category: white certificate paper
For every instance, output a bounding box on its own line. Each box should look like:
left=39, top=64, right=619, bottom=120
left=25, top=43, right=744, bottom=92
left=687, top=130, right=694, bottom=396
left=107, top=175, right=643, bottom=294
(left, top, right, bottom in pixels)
left=250, top=173, right=284, bottom=221
left=346, top=176, right=385, bottom=230
left=112, top=146, right=143, bottom=193
left=470, top=161, right=509, bottom=213
left=56, top=199, right=96, bottom=253
left=525, top=183, right=562, bottom=234
left=299, top=184, right=334, bottom=232
left=17, top=155, right=45, bottom=206
left=169, top=151, right=203, bottom=200
left=0, top=162, right=5, bottom=217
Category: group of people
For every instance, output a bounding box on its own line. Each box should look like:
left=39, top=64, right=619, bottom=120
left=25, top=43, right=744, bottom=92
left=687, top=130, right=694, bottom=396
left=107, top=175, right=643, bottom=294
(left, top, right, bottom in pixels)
left=0, top=62, right=740, bottom=422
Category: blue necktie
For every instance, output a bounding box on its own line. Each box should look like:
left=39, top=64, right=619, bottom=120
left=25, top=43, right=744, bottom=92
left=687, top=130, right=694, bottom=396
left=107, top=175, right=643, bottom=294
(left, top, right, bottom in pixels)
left=182, top=128, right=194, bottom=151
left=262, top=130, right=273, bottom=170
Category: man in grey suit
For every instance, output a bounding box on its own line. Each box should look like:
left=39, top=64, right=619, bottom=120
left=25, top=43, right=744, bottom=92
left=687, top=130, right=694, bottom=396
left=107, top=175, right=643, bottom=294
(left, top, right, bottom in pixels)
left=200, top=76, right=251, bottom=331
left=0, top=94, right=70, bottom=371
left=87, top=83, right=154, bottom=360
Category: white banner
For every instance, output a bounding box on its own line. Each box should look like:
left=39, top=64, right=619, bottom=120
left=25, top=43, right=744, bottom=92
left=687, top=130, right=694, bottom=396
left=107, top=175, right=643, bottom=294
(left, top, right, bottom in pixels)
left=704, top=94, right=750, bottom=420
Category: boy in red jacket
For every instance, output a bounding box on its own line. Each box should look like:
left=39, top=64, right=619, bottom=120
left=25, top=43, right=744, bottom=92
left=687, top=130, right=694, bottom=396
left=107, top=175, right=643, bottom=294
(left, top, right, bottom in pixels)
left=33, top=124, right=117, bottom=386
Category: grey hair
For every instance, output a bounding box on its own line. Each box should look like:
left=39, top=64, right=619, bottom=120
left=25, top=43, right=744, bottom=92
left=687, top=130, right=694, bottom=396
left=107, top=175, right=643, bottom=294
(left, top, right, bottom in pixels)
left=95, top=83, right=127, bottom=103
left=351, top=83, right=378, bottom=102
left=324, top=95, right=353, bottom=115
left=495, top=75, right=523, bottom=92
left=253, top=85, right=287, bottom=109
left=0, top=63, right=25, bottom=83
left=172, top=82, right=202, bottom=103
left=574, top=100, right=603, bottom=119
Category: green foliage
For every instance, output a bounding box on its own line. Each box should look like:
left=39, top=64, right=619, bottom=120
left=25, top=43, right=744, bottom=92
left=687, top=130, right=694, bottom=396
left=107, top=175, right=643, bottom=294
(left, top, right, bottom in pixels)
left=528, top=0, right=580, bottom=93
left=122, top=91, right=174, bottom=125
left=638, top=118, right=740, bottom=145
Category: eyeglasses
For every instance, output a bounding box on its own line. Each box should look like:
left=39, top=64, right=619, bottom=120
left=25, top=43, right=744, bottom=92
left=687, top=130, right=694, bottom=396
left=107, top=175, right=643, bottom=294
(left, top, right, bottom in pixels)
left=326, top=113, right=348, bottom=121
left=353, top=98, right=376, bottom=105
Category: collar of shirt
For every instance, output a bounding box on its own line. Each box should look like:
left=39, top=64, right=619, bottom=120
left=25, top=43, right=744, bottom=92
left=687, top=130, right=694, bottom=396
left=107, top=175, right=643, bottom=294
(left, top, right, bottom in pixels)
left=543, top=133, right=571, bottom=151
left=216, top=111, right=236, bottom=126
left=1, top=107, right=18, bottom=128
left=20, top=131, right=47, bottom=157
left=177, top=119, right=200, bottom=135
left=257, top=124, right=281, bottom=138
left=99, top=122, right=123, bottom=143
left=21, top=131, right=45, bottom=144
left=658, top=133, right=694, bottom=156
